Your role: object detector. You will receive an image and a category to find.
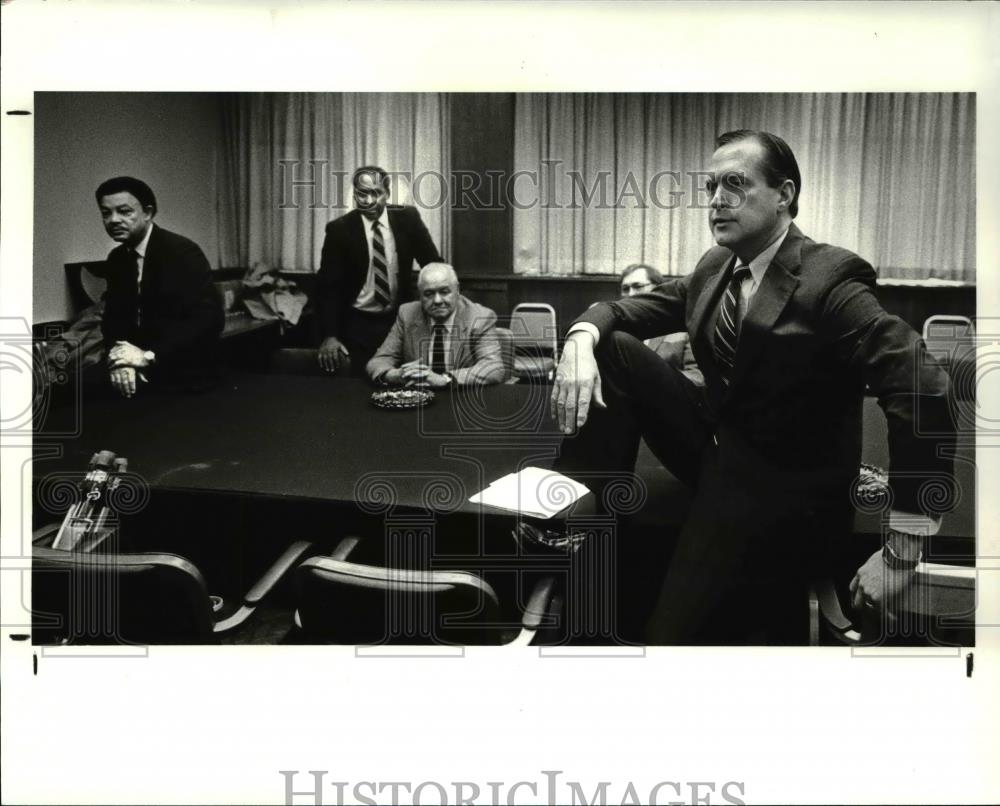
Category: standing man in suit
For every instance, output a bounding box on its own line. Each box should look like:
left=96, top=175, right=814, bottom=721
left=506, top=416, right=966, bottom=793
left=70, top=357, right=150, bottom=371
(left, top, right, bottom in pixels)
left=367, top=263, right=505, bottom=387
left=316, top=166, right=442, bottom=376
left=551, top=130, right=955, bottom=643
left=97, top=177, right=223, bottom=397
left=620, top=263, right=703, bottom=385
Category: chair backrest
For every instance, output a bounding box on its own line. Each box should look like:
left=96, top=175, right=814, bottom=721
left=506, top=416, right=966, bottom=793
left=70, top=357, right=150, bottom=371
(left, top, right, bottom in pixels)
left=923, top=314, right=975, bottom=342
left=32, top=547, right=216, bottom=645
left=493, top=326, right=515, bottom=380
left=510, top=303, right=558, bottom=357
left=295, top=557, right=508, bottom=644
left=922, top=315, right=976, bottom=401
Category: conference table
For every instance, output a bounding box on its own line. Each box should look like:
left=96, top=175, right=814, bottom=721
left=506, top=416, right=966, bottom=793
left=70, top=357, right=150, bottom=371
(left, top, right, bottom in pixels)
left=32, top=374, right=976, bottom=546
left=32, top=373, right=590, bottom=557
left=31, top=370, right=977, bottom=644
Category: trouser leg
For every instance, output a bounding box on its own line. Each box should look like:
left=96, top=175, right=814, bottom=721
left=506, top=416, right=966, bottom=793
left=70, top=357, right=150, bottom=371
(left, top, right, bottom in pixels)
left=343, top=310, right=396, bottom=378
left=645, top=455, right=840, bottom=645
left=556, top=331, right=712, bottom=496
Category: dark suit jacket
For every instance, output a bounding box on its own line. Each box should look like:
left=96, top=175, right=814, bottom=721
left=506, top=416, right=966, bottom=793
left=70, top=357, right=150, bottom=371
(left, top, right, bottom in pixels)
left=102, top=224, right=224, bottom=385
left=316, top=206, right=442, bottom=340
left=367, top=295, right=506, bottom=386
left=577, top=223, right=955, bottom=518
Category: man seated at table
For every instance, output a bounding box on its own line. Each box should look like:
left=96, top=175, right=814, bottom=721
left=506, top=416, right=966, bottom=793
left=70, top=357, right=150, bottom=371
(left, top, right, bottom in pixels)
left=619, top=263, right=703, bottom=385
left=97, top=176, right=224, bottom=397
left=367, top=262, right=505, bottom=387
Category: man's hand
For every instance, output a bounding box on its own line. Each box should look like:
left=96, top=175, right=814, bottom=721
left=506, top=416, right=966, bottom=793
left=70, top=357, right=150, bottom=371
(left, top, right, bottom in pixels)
left=398, top=361, right=450, bottom=388
left=108, top=341, right=151, bottom=369
left=849, top=548, right=915, bottom=614
left=318, top=336, right=350, bottom=374
left=109, top=366, right=145, bottom=398
left=550, top=331, right=604, bottom=434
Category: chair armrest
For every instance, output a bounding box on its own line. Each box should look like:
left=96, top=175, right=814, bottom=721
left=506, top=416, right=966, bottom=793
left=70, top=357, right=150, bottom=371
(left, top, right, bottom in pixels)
left=521, top=575, right=558, bottom=631
left=32, top=523, right=61, bottom=547
left=244, top=540, right=314, bottom=606
left=330, top=535, right=361, bottom=561
left=812, top=578, right=862, bottom=645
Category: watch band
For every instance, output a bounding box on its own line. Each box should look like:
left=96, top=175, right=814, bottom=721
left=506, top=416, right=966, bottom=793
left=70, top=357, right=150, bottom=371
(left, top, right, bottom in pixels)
left=882, top=530, right=922, bottom=571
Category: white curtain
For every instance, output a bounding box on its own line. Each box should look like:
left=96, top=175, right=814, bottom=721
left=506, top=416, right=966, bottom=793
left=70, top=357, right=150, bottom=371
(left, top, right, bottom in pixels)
left=513, top=93, right=975, bottom=282
left=217, top=93, right=451, bottom=271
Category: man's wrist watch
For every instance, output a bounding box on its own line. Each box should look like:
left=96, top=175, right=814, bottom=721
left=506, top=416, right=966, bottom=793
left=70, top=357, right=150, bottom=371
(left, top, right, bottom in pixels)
left=882, top=529, right=923, bottom=571
left=442, top=371, right=453, bottom=386
left=142, top=350, right=156, bottom=365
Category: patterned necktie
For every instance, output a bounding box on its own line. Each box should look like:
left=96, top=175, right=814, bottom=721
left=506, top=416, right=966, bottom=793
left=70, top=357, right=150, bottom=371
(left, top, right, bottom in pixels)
left=713, top=263, right=751, bottom=383
left=370, top=219, right=391, bottom=307
left=431, top=322, right=447, bottom=374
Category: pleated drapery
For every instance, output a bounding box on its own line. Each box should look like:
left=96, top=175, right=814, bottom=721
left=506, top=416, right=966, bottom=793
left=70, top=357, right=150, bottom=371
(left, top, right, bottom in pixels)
left=217, top=92, right=451, bottom=271
left=512, top=93, right=975, bottom=281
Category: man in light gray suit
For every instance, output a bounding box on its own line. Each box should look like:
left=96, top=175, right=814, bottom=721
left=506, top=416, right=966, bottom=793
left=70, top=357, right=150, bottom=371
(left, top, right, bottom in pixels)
left=367, top=263, right=506, bottom=387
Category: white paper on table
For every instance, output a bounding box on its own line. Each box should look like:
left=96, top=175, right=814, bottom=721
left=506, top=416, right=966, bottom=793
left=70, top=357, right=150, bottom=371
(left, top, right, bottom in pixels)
left=468, top=466, right=590, bottom=518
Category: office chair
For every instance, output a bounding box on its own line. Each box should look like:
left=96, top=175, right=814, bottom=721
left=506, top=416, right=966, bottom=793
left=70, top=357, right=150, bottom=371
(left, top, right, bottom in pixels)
left=922, top=314, right=976, bottom=403
left=293, top=536, right=559, bottom=645
left=32, top=523, right=313, bottom=645
left=509, top=303, right=558, bottom=382
left=808, top=396, right=975, bottom=647
left=493, top=326, right=516, bottom=382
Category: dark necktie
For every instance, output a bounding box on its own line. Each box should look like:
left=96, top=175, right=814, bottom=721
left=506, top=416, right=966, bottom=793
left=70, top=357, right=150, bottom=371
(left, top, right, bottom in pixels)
left=123, top=247, right=141, bottom=326
left=370, top=220, right=391, bottom=307
left=431, top=322, right=447, bottom=374
left=713, top=263, right=751, bottom=384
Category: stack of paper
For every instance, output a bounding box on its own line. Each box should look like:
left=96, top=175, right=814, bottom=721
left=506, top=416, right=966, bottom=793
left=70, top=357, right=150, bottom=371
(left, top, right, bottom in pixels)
left=469, top=466, right=590, bottom=518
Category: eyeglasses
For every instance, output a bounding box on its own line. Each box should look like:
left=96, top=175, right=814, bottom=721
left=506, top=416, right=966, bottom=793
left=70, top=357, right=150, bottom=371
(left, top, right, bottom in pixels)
left=620, top=281, right=653, bottom=294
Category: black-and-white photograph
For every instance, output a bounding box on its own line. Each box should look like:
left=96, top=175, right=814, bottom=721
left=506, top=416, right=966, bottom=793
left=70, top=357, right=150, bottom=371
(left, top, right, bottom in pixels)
left=26, top=89, right=978, bottom=648
left=2, top=3, right=997, bottom=805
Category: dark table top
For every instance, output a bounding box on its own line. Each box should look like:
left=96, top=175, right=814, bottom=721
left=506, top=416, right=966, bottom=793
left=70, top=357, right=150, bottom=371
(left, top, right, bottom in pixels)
left=34, top=373, right=570, bottom=518
left=32, top=374, right=975, bottom=542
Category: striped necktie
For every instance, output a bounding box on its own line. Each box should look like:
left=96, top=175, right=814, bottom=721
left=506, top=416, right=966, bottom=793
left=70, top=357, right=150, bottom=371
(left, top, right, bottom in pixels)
left=431, top=322, right=447, bottom=374
left=713, top=263, right=751, bottom=384
left=370, top=219, right=391, bottom=307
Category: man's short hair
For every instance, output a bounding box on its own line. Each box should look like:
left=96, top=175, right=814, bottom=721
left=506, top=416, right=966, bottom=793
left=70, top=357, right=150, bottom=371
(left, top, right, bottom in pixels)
left=716, top=129, right=801, bottom=218
left=95, top=177, right=158, bottom=215
left=621, top=263, right=664, bottom=285
left=352, top=165, right=391, bottom=191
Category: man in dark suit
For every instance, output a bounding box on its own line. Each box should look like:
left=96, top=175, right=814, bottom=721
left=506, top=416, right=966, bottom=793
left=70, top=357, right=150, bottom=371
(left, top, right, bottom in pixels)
left=367, top=262, right=505, bottom=387
left=97, top=177, right=223, bottom=397
left=551, top=130, right=955, bottom=643
left=316, top=166, right=442, bottom=376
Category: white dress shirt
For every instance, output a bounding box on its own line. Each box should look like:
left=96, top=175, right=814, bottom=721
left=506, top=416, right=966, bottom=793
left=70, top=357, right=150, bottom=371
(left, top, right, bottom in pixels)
left=354, top=209, right=399, bottom=313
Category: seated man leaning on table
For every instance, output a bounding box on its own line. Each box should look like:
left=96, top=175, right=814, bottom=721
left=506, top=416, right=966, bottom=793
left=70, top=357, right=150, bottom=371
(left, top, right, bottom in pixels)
left=366, top=262, right=506, bottom=388
left=97, top=176, right=224, bottom=397
left=619, top=263, right=703, bottom=386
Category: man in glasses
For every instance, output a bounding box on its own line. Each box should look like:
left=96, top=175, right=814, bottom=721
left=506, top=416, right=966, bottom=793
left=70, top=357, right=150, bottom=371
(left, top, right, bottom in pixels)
left=620, top=264, right=702, bottom=385
left=552, top=130, right=956, bottom=644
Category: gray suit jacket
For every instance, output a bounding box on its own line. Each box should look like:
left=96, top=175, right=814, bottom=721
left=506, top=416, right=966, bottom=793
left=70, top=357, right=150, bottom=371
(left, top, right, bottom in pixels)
left=367, top=295, right=506, bottom=386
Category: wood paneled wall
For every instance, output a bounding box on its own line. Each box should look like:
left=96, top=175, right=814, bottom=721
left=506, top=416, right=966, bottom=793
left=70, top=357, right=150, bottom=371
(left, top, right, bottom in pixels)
left=450, top=94, right=515, bottom=275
